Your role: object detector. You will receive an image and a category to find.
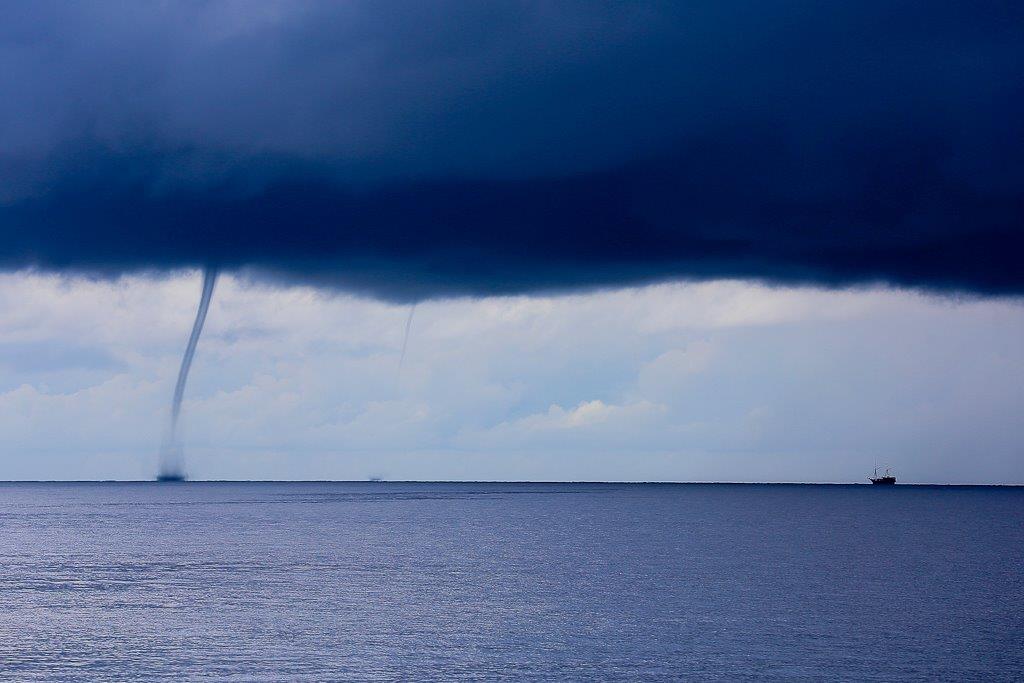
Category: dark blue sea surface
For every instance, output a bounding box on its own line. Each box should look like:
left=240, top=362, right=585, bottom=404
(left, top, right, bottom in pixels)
left=0, top=482, right=1021, bottom=681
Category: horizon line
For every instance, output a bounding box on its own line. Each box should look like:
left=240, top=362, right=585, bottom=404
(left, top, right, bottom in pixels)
left=0, top=479, right=1022, bottom=487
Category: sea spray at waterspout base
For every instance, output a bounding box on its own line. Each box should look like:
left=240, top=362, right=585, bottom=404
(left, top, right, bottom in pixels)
left=158, top=267, right=218, bottom=480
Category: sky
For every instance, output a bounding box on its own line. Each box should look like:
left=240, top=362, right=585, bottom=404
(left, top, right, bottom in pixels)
left=1, top=271, right=1021, bottom=483
left=1, top=2, right=1022, bottom=481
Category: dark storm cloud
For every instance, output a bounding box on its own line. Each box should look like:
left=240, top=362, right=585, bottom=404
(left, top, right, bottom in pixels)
left=1, top=1, right=1021, bottom=299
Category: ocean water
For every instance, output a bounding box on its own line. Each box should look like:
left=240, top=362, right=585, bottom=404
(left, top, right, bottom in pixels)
left=0, top=482, right=1021, bottom=681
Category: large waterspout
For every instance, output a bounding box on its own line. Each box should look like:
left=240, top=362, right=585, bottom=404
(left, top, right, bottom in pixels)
left=158, top=267, right=218, bottom=480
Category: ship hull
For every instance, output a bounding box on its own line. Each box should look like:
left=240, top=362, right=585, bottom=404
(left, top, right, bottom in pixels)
left=870, top=477, right=897, bottom=485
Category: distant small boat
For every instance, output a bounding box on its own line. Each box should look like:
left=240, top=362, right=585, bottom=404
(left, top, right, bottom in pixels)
left=156, top=473, right=187, bottom=482
left=869, top=467, right=896, bottom=485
